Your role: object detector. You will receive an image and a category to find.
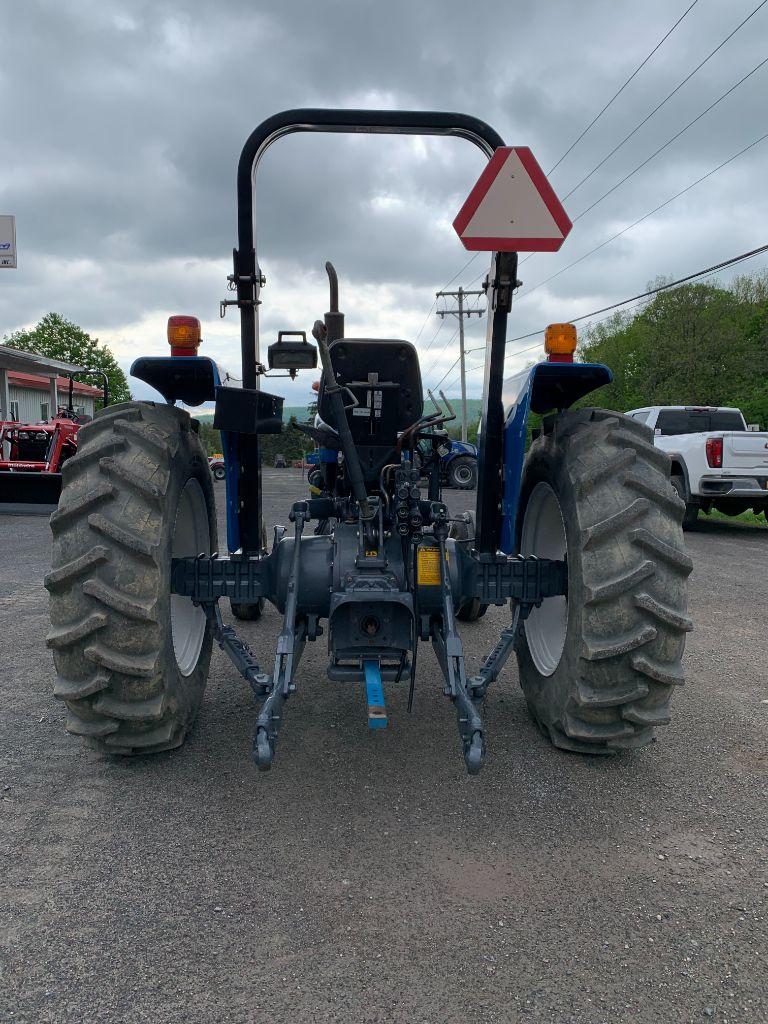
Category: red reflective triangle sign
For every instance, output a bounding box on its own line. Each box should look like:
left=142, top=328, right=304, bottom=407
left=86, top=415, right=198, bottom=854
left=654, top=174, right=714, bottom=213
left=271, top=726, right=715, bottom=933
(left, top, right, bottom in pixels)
left=453, top=146, right=572, bottom=252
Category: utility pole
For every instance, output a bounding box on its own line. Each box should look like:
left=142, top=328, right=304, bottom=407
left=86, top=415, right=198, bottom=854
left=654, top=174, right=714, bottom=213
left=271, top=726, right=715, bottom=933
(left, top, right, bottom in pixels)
left=435, top=286, right=485, bottom=442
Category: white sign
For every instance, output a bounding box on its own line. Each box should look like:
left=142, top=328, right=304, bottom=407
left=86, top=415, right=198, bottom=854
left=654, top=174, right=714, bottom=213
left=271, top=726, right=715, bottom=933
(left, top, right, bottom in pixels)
left=453, top=147, right=571, bottom=252
left=0, top=215, right=16, bottom=268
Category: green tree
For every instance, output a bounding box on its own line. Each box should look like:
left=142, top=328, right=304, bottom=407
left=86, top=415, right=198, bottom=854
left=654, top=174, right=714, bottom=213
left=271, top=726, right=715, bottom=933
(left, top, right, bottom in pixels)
left=4, top=312, right=131, bottom=406
left=577, top=272, right=768, bottom=428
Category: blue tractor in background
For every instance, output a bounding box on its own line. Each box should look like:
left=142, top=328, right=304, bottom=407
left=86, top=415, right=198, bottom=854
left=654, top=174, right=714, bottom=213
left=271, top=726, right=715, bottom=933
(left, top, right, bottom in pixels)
left=45, top=108, right=692, bottom=776
left=421, top=434, right=477, bottom=490
left=308, top=416, right=478, bottom=490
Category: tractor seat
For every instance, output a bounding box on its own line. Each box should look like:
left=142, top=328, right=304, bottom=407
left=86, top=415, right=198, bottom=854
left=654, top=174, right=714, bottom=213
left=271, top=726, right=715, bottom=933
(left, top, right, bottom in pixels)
left=317, top=338, right=423, bottom=443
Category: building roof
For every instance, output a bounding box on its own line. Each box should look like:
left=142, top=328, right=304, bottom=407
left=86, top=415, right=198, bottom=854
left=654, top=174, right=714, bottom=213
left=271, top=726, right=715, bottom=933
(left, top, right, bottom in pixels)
left=8, top=371, right=102, bottom=396
left=0, top=343, right=85, bottom=376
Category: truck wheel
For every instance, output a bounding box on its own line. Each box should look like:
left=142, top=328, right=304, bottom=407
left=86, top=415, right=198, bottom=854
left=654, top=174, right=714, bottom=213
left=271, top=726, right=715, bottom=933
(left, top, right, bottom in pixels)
left=449, top=515, right=489, bottom=621
left=671, top=474, right=699, bottom=529
left=448, top=456, right=477, bottom=490
left=212, top=464, right=225, bottom=481
left=45, top=402, right=217, bottom=754
left=515, top=409, right=693, bottom=754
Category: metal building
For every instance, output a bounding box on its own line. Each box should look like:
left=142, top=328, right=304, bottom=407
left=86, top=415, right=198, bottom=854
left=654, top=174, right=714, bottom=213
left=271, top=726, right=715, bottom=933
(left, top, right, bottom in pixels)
left=0, top=344, right=100, bottom=426
left=6, top=371, right=101, bottom=422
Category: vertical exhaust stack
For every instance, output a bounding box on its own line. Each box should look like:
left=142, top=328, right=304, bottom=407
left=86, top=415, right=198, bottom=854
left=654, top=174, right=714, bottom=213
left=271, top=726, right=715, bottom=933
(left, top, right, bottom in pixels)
left=323, top=261, right=344, bottom=343
left=312, top=262, right=370, bottom=515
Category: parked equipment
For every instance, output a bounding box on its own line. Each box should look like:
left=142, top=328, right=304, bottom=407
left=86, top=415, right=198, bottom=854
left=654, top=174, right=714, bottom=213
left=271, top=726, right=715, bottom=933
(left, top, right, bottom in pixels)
left=416, top=432, right=478, bottom=489
left=208, top=454, right=226, bottom=481
left=0, top=370, right=109, bottom=509
left=46, top=109, right=692, bottom=775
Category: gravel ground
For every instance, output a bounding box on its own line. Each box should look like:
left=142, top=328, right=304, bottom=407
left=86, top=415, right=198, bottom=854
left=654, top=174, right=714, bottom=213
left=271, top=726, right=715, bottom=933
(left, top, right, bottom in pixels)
left=1, top=468, right=767, bottom=1024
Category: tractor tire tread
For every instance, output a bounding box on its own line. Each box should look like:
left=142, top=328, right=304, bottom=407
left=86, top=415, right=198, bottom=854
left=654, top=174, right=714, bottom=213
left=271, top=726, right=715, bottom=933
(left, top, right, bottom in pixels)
left=46, top=401, right=216, bottom=756
left=44, top=546, right=111, bottom=590
left=516, top=408, right=691, bottom=755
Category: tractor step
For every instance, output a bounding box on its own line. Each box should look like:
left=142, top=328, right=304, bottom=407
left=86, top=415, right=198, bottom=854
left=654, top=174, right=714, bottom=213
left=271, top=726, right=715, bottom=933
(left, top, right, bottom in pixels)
left=327, top=658, right=408, bottom=683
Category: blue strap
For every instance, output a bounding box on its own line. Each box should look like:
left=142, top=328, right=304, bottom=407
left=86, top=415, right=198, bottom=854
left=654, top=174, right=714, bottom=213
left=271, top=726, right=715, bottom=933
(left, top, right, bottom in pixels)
left=363, top=659, right=387, bottom=729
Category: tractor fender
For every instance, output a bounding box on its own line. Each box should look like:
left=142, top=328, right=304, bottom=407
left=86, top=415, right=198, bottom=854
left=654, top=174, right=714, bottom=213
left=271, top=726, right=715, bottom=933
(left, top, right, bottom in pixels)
left=498, top=360, right=612, bottom=553
left=442, top=441, right=477, bottom=464
left=131, top=355, right=223, bottom=406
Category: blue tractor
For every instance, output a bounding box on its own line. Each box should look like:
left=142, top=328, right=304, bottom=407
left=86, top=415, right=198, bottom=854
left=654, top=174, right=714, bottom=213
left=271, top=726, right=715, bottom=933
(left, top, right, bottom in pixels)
left=45, top=109, right=692, bottom=775
left=421, top=434, right=478, bottom=490
left=308, top=403, right=477, bottom=490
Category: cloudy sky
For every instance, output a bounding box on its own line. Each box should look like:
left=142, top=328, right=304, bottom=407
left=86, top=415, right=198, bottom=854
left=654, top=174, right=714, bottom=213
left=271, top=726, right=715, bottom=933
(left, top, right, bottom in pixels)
left=2, top=0, right=767, bottom=406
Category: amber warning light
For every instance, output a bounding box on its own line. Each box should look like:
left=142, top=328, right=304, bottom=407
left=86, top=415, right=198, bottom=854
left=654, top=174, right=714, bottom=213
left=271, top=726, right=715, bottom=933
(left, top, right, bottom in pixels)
left=168, top=315, right=202, bottom=356
left=544, top=322, right=577, bottom=363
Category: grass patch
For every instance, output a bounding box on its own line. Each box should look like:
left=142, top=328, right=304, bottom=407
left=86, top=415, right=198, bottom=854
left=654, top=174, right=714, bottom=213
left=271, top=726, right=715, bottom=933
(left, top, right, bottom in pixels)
left=704, top=507, right=767, bottom=528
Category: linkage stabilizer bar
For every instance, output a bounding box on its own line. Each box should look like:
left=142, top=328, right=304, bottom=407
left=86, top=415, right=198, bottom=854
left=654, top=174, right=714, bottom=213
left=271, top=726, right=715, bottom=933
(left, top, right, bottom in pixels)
left=253, top=502, right=308, bottom=770
left=429, top=503, right=485, bottom=774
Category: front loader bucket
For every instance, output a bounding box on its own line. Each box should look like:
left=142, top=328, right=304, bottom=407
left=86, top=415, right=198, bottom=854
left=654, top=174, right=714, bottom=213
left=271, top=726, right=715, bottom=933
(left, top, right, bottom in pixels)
left=0, top=471, right=63, bottom=514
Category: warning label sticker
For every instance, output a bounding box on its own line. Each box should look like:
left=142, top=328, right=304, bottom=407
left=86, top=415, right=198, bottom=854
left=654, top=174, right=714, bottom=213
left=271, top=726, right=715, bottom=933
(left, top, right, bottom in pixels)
left=417, top=548, right=442, bottom=586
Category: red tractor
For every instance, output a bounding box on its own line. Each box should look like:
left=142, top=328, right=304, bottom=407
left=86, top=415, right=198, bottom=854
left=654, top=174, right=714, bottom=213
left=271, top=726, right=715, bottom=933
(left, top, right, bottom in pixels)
left=0, top=371, right=108, bottom=507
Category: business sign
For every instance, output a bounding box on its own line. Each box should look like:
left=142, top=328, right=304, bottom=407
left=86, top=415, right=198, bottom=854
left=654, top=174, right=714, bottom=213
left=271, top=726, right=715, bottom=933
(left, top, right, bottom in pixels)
left=0, top=215, right=17, bottom=268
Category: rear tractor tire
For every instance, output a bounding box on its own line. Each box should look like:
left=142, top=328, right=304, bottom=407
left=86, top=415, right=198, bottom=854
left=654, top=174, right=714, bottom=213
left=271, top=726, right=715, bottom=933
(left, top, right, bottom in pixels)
left=515, top=408, right=693, bottom=754
left=45, top=402, right=217, bottom=755
left=447, top=456, right=477, bottom=490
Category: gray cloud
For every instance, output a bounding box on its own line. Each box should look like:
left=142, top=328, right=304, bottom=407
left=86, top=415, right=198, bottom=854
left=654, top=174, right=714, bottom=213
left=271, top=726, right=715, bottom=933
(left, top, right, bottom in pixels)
left=1, top=0, right=766, bottom=403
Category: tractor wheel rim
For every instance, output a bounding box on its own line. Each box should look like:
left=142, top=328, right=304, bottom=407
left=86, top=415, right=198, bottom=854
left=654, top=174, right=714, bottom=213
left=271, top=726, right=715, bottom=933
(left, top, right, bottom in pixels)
left=520, top=481, right=568, bottom=677
left=171, top=478, right=210, bottom=676
left=455, top=464, right=473, bottom=483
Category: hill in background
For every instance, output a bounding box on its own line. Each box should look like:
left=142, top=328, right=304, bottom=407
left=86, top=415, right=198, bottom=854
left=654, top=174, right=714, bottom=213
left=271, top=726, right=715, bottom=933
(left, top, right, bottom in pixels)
left=193, top=397, right=482, bottom=426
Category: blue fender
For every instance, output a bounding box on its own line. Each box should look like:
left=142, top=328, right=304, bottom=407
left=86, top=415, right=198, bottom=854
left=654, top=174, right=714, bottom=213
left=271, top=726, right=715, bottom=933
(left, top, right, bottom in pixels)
left=499, top=360, right=613, bottom=553
left=443, top=440, right=477, bottom=464
left=131, top=355, right=222, bottom=406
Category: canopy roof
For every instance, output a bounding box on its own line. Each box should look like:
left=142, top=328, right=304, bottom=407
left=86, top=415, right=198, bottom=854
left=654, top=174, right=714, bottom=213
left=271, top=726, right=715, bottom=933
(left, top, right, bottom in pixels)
left=0, top=343, right=85, bottom=377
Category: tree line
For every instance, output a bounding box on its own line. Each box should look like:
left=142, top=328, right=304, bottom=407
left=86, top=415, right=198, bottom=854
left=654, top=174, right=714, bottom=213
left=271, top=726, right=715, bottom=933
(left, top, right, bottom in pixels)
left=576, top=271, right=768, bottom=428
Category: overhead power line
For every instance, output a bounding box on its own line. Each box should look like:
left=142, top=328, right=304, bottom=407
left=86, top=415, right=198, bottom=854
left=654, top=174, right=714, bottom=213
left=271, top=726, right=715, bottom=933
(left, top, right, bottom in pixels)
left=504, top=242, right=768, bottom=348
left=549, top=0, right=700, bottom=175
left=422, top=315, right=446, bottom=352
left=456, top=246, right=768, bottom=386
left=571, top=55, right=768, bottom=225
left=414, top=300, right=437, bottom=341
left=417, top=2, right=765, bottom=338
left=561, top=0, right=768, bottom=201
left=424, top=325, right=460, bottom=379
left=419, top=0, right=705, bottom=327
left=433, top=353, right=461, bottom=392
left=519, top=131, right=768, bottom=299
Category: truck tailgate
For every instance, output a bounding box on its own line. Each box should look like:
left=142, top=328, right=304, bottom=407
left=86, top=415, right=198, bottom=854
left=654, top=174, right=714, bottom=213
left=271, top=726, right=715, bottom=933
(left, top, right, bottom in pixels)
left=724, top=432, right=768, bottom=471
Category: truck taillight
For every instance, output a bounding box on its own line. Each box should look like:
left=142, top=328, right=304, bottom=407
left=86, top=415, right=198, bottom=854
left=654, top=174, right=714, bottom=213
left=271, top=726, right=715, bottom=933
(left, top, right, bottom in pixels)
left=706, top=436, right=723, bottom=468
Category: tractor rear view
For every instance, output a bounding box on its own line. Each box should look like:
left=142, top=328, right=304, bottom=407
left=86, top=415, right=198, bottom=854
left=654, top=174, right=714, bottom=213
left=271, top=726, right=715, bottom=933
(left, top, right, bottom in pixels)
left=45, top=109, right=692, bottom=774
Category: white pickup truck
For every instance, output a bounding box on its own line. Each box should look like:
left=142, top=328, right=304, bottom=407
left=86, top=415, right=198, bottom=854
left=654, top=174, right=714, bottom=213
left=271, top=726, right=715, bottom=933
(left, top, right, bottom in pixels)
left=625, top=405, right=768, bottom=528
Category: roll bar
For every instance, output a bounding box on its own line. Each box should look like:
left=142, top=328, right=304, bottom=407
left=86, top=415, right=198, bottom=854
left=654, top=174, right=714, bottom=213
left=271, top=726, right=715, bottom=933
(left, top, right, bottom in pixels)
left=234, top=108, right=505, bottom=389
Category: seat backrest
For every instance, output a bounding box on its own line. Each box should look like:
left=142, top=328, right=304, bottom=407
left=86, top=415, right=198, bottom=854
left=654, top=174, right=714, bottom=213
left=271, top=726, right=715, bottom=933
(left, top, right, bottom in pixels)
left=317, top=338, right=423, bottom=443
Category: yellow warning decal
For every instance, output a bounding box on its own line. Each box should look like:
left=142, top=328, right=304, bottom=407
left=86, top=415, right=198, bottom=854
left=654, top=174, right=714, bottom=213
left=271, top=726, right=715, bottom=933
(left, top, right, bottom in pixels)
left=417, top=547, right=443, bottom=586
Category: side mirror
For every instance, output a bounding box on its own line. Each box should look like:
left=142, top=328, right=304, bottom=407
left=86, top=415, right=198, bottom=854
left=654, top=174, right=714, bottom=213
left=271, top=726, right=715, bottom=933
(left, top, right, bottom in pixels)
left=268, top=331, right=318, bottom=377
